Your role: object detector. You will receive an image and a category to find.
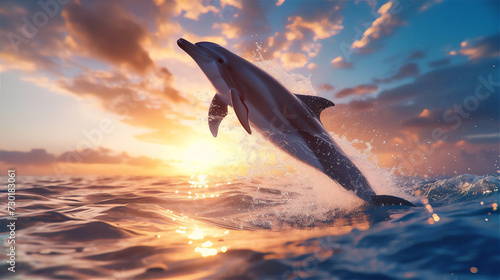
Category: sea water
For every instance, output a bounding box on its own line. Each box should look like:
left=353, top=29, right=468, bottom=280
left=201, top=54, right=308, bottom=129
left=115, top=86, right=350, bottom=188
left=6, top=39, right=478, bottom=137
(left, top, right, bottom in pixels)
left=0, top=174, right=498, bottom=279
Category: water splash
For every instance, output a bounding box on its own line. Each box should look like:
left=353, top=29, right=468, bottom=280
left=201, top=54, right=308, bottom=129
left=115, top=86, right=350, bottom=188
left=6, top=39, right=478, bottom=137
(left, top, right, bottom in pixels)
left=246, top=54, right=413, bottom=214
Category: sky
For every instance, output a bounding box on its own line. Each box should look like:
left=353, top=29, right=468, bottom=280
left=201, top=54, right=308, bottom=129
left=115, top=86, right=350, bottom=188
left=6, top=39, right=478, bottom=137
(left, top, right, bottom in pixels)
left=0, top=0, right=498, bottom=178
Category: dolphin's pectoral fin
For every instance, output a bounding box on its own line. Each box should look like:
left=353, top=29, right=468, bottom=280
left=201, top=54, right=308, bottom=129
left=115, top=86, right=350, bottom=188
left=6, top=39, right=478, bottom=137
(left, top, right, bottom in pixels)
left=370, top=195, right=416, bottom=207
left=230, top=89, right=252, bottom=134
left=295, top=94, right=335, bottom=120
left=208, top=94, right=228, bottom=138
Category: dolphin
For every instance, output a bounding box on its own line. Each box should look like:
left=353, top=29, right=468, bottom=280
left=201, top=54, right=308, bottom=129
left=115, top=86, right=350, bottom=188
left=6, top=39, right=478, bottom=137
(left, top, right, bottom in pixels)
left=177, top=38, right=415, bottom=207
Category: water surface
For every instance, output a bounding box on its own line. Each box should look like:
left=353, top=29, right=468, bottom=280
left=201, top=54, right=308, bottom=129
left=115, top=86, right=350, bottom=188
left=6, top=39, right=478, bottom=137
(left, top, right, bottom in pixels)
left=0, top=174, right=498, bottom=279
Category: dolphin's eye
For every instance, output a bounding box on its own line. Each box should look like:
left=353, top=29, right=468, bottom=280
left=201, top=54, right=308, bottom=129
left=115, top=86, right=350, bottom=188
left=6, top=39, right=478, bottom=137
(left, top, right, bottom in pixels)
left=217, top=58, right=224, bottom=64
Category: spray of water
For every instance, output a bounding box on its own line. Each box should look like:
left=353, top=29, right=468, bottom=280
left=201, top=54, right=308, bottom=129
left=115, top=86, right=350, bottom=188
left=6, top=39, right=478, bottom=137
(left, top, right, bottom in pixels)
left=217, top=44, right=414, bottom=222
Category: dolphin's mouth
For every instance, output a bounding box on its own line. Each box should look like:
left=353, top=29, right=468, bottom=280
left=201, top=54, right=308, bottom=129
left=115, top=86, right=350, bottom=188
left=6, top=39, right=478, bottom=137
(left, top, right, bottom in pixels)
left=177, top=38, right=213, bottom=63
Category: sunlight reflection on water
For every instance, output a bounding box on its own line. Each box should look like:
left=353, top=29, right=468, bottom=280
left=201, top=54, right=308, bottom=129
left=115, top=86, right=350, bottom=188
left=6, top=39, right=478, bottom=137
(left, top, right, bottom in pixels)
left=7, top=174, right=499, bottom=279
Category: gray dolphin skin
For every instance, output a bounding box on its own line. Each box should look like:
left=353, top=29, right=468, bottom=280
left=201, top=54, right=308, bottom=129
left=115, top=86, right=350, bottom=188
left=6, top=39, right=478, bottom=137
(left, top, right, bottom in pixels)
left=177, top=38, right=415, bottom=207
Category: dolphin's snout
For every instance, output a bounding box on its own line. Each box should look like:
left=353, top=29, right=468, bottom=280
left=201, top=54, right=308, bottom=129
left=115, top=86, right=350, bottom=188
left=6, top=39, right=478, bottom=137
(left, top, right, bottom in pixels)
left=177, top=38, right=185, bottom=48
left=177, top=38, right=213, bottom=64
left=177, top=38, right=192, bottom=52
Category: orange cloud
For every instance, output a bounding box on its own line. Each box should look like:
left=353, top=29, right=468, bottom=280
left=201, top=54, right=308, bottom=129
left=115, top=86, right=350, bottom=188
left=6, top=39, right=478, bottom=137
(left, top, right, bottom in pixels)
left=56, top=68, right=206, bottom=148
left=220, top=0, right=243, bottom=10
left=213, top=23, right=240, bottom=39
left=456, top=140, right=466, bottom=147
left=418, top=109, right=430, bottom=117
left=285, top=16, right=343, bottom=42
left=280, top=52, right=307, bottom=70
left=259, top=7, right=344, bottom=62
left=0, top=52, right=38, bottom=72
left=335, top=84, right=377, bottom=98
left=63, top=1, right=154, bottom=74
left=172, top=0, right=217, bottom=20
left=351, top=1, right=404, bottom=52
left=419, top=0, right=442, bottom=12
left=318, top=83, right=335, bottom=92
left=432, top=140, right=445, bottom=148
left=331, top=56, right=352, bottom=68
left=307, top=63, right=318, bottom=70
left=458, top=34, right=500, bottom=60
left=391, top=137, right=405, bottom=146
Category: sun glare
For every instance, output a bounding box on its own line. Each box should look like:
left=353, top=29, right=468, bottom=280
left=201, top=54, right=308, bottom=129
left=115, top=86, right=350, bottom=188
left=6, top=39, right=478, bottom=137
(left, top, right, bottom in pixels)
left=173, top=136, right=251, bottom=176
left=184, top=141, right=220, bottom=163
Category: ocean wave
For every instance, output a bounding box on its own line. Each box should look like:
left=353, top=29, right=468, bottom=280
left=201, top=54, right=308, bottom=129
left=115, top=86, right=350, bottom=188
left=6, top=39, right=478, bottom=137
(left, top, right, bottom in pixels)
left=4, top=174, right=498, bottom=279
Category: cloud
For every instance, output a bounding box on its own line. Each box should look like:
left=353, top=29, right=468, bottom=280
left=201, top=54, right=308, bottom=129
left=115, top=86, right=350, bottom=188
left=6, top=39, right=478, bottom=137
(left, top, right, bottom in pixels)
left=280, top=52, right=308, bottom=70
left=428, top=57, right=450, bottom=68
left=317, top=83, right=335, bottom=92
left=351, top=1, right=439, bottom=54
left=57, top=68, right=203, bottom=147
left=123, top=154, right=163, bottom=168
left=419, top=0, right=443, bottom=12
left=375, top=59, right=498, bottom=108
left=351, top=1, right=405, bottom=53
left=168, top=0, right=243, bottom=21
left=324, top=57, right=499, bottom=175
left=331, top=56, right=353, bottom=69
left=458, top=33, right=500, bottom=60
left=213, top=1, right=272, bottom=44
left=214, top=1, right=345, bottom=66
left=265, top=6, right=343, bottom=60
left=172, top=0, right=217, bottom=20
left=143, top=67, right=189, bottom=103
left=335, top=84, right=378, bottom=98
left=117, top=101, right=205, bottom=147
left=307, top=63, right=318, bottom=70
left=58, top=73, right=134, bottom=102
left=212, top=23, right=240, bottom=39
left=0, top=149, right=56, bottom=165
left=0, top=148, right=163, bottom=168
left=418, top=108, right=430, bottom=117
left=58, top=67, right=187, bottom=104
left=374, top=63, right=419, bottom=83
left=0, top=1, right=68, bottom=73
left=59, top=148, right=121, bottom=165
left=63, top=1, right=154, bottom=74
left=285, top=16, right=343, bottom=42
left=407, top=50, right=425, bottom=60
left=345, top=99, right=376, bottom=110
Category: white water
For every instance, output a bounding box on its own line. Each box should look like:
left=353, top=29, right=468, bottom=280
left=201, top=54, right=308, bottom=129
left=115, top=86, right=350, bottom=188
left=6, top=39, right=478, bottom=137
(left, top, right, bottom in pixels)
left=220, top=52, right=417, bottom=219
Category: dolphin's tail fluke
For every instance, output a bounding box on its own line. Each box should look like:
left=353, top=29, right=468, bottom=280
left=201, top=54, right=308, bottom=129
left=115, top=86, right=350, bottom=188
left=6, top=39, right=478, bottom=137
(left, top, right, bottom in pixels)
left=370, top=195, right=416, bottom=207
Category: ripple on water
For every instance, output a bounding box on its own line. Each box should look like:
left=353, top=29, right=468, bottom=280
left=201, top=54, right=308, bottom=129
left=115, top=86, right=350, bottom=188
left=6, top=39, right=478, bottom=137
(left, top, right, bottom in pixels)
left=7, top=174, right=499, bottom=279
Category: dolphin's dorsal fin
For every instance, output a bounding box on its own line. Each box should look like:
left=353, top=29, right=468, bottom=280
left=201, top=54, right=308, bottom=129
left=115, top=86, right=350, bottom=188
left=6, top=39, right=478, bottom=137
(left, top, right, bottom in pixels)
left=230, top=89, right=252, bottom=134
left=295, top=94, right=335, bottom=120
left=208, top=94, right=228, bottom=138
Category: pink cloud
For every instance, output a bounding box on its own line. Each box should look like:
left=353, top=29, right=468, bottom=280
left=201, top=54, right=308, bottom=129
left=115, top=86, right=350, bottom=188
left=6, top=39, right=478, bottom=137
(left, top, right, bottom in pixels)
left=351, top=1, right=405, bottom=53
left=458, top=34, right=500, bottom=60
left=331, top=56, right=352, bottom=69
left=335, top=84, right=378, bottom=98
left=280, top=52, right=308, bottom=70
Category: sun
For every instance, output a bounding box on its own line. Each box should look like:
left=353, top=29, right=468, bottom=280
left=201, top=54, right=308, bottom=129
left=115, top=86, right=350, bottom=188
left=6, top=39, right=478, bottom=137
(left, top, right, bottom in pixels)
left=184, top=141, right=220, bottom=164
